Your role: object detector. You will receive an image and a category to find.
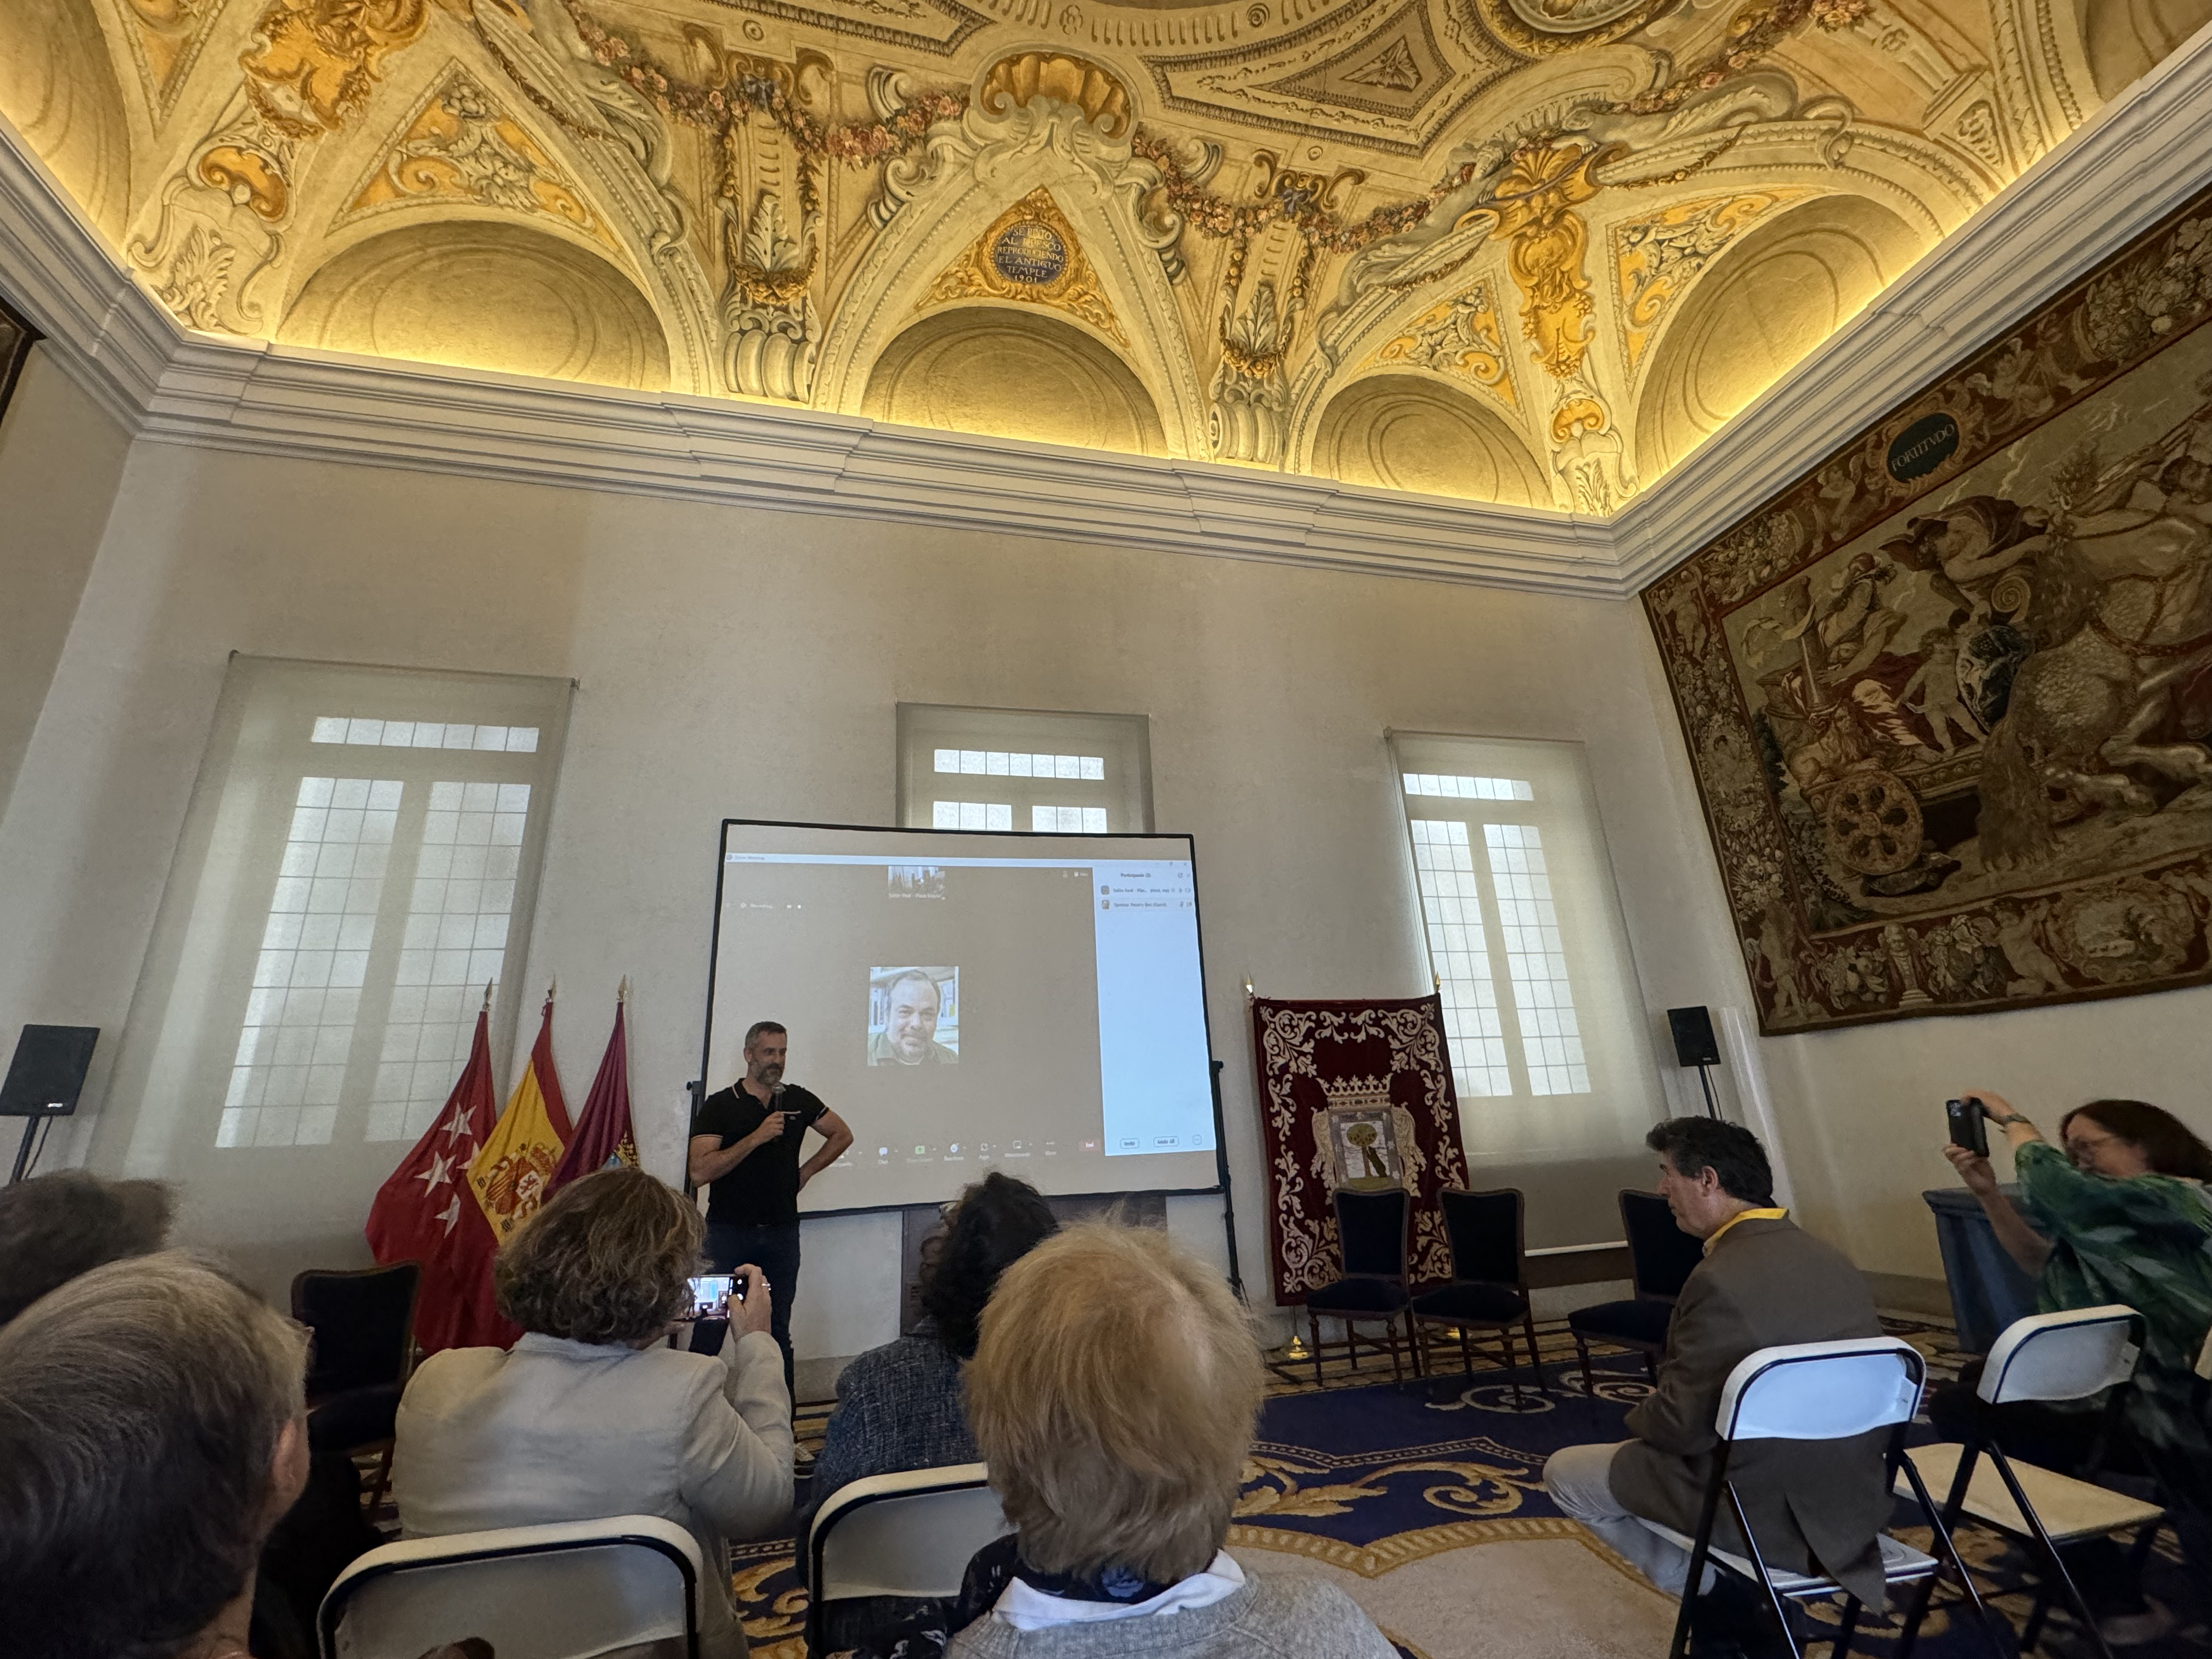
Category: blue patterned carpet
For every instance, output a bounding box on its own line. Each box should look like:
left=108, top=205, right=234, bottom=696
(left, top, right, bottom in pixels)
left=735, top=1319, right=2206, bottom=1659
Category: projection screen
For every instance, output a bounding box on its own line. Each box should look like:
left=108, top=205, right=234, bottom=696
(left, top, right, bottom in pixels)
left=701, top=821, right=1221, bottom=1211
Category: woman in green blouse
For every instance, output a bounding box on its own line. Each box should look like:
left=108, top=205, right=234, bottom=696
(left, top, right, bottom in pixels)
left=1944, top=1091, right=2212, bottom=1489
left=1942, top=1092, right=2212, bottom=1638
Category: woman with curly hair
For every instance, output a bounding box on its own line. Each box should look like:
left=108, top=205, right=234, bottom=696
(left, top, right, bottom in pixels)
left=805, top=1172, right=1059, bottom=1656
left=394, top=1167, right=792, bottom=1658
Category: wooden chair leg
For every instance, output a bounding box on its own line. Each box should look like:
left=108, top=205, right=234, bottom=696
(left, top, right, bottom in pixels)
left=1571, top=1329, right=1595, bottom=1395
left=1521, top=1312, right=1550, bottom=1396
left=1458, top=1323, right=1476, bottom=1383
left=1309, top=1311, right=1323, bottom=1388
left=1386, top=1317, right=1404, bottom=1385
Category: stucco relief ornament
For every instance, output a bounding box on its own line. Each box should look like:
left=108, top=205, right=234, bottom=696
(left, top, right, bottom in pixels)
left=1212, top=279, right=1291, bottom=464
left=723, top=190, right=820, bottom=400
left=131, top=92, right=302, bottom=335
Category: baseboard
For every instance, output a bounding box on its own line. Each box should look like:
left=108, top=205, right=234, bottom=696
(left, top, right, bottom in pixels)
left=1865, top=1272, right=1954, bottom=1322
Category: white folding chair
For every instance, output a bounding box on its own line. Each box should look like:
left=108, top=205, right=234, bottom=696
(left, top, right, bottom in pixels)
left=1895, top=1306, right=2160, bottom=1659
left=1635, top=1336, right=2000, bottom=1659
left=805, top=1463, right=1011, bottom=1657
left=317, top=1514, right=703, bottom=1659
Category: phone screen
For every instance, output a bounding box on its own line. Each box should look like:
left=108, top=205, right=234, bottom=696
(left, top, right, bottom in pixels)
left=1945, top=1098, right=1988, bottom=1158
left=684, top=1273, right=738, bottom=1321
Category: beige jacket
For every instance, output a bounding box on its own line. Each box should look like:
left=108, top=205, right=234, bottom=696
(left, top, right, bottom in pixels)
left=1609, top=1215, right=1892, bottom=1607
left=394, top=1328, right=794, bottom=1657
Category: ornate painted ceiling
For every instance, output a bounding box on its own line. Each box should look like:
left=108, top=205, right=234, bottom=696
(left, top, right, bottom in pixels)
left=4, top=0, right=2207, bottom=510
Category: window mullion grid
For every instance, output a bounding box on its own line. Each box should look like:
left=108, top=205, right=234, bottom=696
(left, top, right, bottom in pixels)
left=1461, top=809, right=1534, bottom=1101
left=334, top=771, right=435, bottom=1143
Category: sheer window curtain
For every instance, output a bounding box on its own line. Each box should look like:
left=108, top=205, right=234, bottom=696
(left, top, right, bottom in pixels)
left=896, top=704, right=1153, bottom=832
left=86, top=657, right=571, bottom=1300
left=1389, top=732, right=1666, bottom=1249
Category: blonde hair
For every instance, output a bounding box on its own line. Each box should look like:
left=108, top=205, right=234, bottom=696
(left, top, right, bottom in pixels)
left=964, top=1222, right=1262, bottom=1583
left=495, top=1166, right=702, bottom=1345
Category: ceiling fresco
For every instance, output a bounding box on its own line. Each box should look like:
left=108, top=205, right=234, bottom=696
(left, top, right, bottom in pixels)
left=3, top=0, right=2208, bottom=509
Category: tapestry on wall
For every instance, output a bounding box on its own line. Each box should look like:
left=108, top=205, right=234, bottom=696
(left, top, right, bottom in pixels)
left=0, top=291, right=37, bottom=425
left=1646, top=188, right=2212, bottom=1035
left=1250, top=994, right=1470, bottom=1306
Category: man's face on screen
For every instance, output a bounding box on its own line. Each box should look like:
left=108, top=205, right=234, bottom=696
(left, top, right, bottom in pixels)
left=745, top=1031, right=787, bottom=1087
left=885, top=978, right=941, bottom=1063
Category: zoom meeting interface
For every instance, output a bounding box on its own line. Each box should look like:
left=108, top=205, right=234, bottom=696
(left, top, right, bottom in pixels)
left=704, top=825, right=1218, bottom=1210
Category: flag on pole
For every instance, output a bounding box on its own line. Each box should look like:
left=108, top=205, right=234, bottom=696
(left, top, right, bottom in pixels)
left=466, top=989, right=574, bottom=1246
left=549, top=984, right=637, bottom=1194
left=365, top=992, right=500, bottom=1354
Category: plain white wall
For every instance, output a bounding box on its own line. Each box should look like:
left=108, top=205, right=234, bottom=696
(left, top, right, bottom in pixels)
left=0, top=436, right=1753, bottom=1341
left=0, top=346, right=129, bottom=809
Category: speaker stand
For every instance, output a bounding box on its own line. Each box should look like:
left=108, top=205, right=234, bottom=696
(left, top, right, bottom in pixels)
left=8, top=1115, right=44, bottom=1183
left=1694, top=1064, right=1720, bottom=1120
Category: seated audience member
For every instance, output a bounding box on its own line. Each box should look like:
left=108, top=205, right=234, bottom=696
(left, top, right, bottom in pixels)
left=395, top=1167, right=793, bottom=1659
left=0, top=1169, right=173, bottom=1324
left=947, top=1223, right=1395, bottom=1658
left=1545, top=1118, right=1888, bottom=1657
left=812, top=1171, right=1059, bottom=1515
left=0, top=1250, right=312, bottom=1659
left=807, top=1173, right=1059, bottom=1658
left=1939, top=1091, right=2212, bottom=1639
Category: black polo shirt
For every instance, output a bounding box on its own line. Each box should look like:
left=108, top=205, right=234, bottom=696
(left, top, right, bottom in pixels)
left=690, top=1082, right=828, bottom=1228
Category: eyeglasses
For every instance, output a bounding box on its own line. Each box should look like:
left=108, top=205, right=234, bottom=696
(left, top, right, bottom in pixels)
left=2063, top=1130, right=2125, bottom=1167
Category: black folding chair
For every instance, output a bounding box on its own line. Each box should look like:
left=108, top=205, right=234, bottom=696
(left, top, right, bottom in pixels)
left=1305, top=1186, right=1415, bottom=1386
left=1567, top=1189, right=1703, bottom=1392
left=1410, top=1187, right=1547, bottom=1402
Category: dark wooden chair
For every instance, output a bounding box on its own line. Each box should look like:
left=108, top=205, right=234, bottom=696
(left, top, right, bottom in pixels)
left=1565, top=1189, right=1703, bottom=1393
left=292, top=1261, right=421, bottom=1508
left=1410, top=1186, right=1547, bottom=1402
left=1304, top=1186, right=1415, bottom=1386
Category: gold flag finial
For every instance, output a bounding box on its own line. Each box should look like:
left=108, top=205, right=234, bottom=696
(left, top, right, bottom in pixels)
left=618, top=975, right=630, bottom=1004
left=545, top=977, right=557, bottom=1004
left=481, top=980, right=494, bottom=1012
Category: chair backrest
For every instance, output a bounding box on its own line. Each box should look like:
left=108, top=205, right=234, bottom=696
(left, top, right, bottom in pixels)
left=1332, top=1186, right=1411, bottom=1279
left=1978, top=1306, right=2143, bottom=1406
left=318, top=1514, right=700, bottom=1659
left=1438, top=1187, right=1524, bottom=1286
left=293, top=1263, right=421, bottom=1397
left=1716, top=1338, right=1926, bottom=1444
left=1620, top=1189, right=1703, bottom=1302
left=809, top=1464, right=1008, bottom=1611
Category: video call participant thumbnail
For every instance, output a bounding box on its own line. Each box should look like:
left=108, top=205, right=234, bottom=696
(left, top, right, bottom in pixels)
left=868, top=968, right=958, bottom=1066
left=688, top=1021, right=853, bottom=1403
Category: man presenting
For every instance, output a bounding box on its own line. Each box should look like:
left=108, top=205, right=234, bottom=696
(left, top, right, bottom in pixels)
left=867, top=969, right=958, bottom=1066
left=689, top=1021, right=853, bottom=1402
left=1544, top=1119, right=1889, bottom=1657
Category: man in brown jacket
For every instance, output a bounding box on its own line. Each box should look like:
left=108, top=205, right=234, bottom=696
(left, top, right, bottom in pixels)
left=1545, top=1118, right=1889, bottom=1654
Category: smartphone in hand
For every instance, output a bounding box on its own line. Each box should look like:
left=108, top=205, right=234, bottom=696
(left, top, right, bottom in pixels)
left=682, top=1273, right=744, bottom=1321
left=1945, top=1097, right=1989, bottom=1158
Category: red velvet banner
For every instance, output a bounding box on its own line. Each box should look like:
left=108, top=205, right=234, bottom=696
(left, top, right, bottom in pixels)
left=1249, top=994, right=1470, bottom=1306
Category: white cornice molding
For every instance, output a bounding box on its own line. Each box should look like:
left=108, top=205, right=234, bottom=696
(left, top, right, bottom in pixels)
left=4, top=21, right=2211, bottom=597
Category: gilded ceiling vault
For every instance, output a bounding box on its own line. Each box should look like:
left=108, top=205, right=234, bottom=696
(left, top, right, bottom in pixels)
left=4, top=0, right=2208, bottom=508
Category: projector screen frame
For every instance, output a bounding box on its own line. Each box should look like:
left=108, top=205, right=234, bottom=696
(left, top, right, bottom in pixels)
left=694, top=820, right=1238, bottom=1289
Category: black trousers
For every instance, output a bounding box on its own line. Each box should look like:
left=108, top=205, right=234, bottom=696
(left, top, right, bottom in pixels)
left=701, top=1219, right=801, bottom=1404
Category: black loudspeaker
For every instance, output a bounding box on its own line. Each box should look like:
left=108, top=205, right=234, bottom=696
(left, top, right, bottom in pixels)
left=1666, top=1006, right=1721, bottom=1069
left=1, top=1025, right=99, bottom=1118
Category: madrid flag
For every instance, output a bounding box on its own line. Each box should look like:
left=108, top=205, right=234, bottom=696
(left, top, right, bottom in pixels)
left=549, top=992, right=636, bottom=1194
left=365, top=1001, right=499, bottom=1353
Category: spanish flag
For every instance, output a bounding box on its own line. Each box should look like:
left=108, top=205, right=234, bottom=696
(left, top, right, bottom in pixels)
left=467, top=991, right=573, bottom=1245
